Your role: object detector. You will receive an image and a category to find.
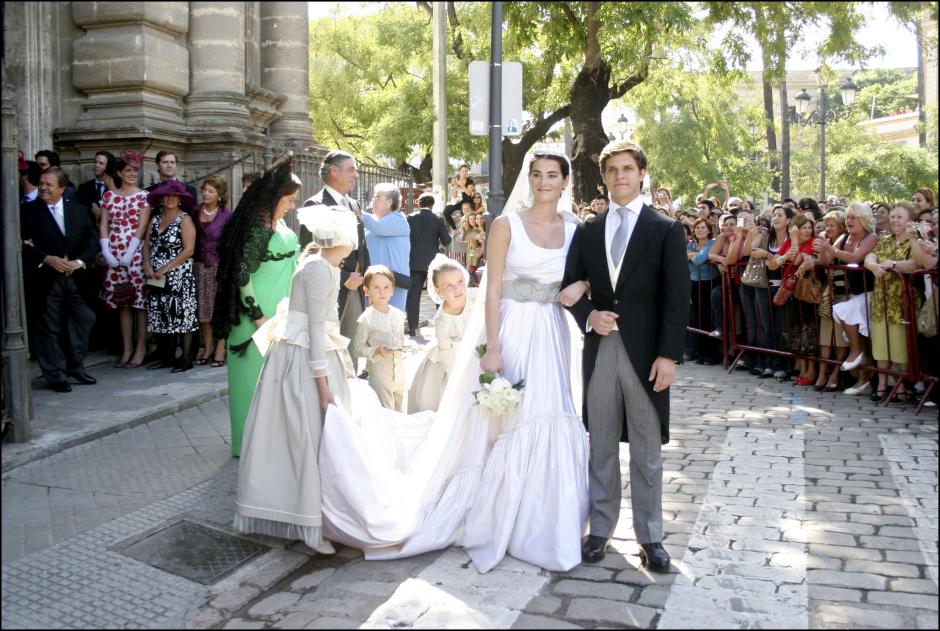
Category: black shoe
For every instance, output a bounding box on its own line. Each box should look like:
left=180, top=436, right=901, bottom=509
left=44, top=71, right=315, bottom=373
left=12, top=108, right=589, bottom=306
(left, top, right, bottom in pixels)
left=171, top=359, right=194, bottom=374
left=639, top=542, right=671, bottom=573
left=67, top=369, right=96, bottom=385
left=700, top=357, right=718, bottom=366
left=49, top=381, right=72, bottom=393
left=749, top=367, right=764, bottom=376
left=581, top=535, right=610, bottom=563
left=146, top=359, right=174, bottom=370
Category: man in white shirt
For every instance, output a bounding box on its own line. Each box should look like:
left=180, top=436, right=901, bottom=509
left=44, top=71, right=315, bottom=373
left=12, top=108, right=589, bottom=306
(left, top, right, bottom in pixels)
left=300, top=151, right=371, bottom=347
left=20, top=168, right=100, bottom=392
left=563, top=139, right=690, bottom=570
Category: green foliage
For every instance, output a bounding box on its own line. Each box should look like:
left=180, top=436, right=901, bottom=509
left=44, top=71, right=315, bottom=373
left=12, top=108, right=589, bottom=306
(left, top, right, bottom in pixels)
left=849, top=69, right=918, bottom=119
left=629, top=63, right=772, bottom=205
left=786, top=116, right=938, bottom=201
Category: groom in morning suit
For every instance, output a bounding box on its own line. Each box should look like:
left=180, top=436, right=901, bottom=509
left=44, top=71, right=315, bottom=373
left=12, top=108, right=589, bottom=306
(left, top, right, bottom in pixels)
left=562, top=140, right=690, bottom=571
left=299, top=151, right=370, bottom=347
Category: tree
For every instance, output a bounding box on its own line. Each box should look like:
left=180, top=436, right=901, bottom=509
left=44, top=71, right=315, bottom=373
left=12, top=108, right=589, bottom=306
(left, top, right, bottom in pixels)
left=850, top=69, right=919, bottom=119
left=704, top=2, right=876, bottom=198
left=629, top=64, right=772, bottom=206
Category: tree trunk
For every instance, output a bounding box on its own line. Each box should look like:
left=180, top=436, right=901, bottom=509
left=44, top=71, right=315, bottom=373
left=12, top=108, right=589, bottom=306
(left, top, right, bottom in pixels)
left=397, top=152, right=433, bottom=186
left=569, top=59, right=612, bottom=204
left=779, top=81, right=791, bottom=200
left=762, top=77, right=780, bottom=199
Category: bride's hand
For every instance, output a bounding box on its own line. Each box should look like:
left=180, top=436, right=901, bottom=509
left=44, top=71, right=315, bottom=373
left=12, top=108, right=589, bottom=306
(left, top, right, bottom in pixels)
left=319, top=386, right=335, bottom=415
left=480, top=348, right=502, bottom=373
left=557, top=280, right=589, bottom=307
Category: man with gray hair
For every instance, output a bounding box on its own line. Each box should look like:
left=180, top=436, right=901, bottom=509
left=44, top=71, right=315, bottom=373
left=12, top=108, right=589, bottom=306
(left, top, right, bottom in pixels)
left=301, top=150, right=370, bottom=344
left=20, top=167, right=99, bottom=392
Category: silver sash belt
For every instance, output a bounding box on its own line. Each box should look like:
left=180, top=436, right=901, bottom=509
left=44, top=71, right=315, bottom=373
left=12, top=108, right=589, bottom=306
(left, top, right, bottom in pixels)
left=501, top=277, right=561, bottom=304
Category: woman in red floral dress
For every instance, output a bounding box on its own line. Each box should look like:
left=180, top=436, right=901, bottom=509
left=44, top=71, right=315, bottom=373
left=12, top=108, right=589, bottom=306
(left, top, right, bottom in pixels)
left=98, top=150, right=152, bottom=368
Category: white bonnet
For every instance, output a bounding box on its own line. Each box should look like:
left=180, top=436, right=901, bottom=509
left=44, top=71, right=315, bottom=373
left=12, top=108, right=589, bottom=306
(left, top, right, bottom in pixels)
left=296, top=204, right=359, bottom=249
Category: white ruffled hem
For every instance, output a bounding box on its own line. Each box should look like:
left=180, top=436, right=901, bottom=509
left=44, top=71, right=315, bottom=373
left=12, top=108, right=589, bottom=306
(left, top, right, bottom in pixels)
left=232, top=514, right=327, bottom=551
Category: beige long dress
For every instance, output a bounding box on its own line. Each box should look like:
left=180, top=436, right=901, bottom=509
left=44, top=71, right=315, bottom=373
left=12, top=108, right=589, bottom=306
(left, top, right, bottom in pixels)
left=407, top=303, right=471, bottom=413
left=233, top=254, right=353, bottom=549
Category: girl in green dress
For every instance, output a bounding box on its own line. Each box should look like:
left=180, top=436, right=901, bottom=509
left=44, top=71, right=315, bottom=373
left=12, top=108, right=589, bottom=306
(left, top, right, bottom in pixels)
left=213, top=156, right=302, bottom=456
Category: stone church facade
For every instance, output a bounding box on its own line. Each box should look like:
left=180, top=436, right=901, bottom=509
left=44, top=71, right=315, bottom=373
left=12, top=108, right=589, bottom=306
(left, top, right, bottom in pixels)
left=3, top=1, right=316, bottom=190
left=1, top=2, right=316, bottom=440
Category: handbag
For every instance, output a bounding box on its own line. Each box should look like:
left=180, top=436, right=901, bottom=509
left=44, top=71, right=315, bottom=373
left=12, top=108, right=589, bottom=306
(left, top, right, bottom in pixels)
left=794, top=271, right=823, bottom=304
left=741, top=257, right=768, bottom=288
left=773, top=272, right=797, bottom=306
left=818, top=286, right=833, bottom=318
left=917, top=298, right=937, bottom=337
left=111, top=281, right=137, bottom=306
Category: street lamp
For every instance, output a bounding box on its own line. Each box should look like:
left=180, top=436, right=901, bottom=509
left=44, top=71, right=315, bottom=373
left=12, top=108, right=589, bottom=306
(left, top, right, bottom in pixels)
left=617, top=113, right=629, bottom=139
left=789, top=70, right=857, bottom=200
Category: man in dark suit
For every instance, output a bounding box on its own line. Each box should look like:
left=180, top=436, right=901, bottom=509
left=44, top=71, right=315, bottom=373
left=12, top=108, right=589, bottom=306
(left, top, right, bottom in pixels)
left=300, top=151, right=370, bottom=345
left=76, top=150, right=115, bottom=220
left=20, top=167, right=100, bottom=392
left=562, top=140, right=690, bottom=570
left=405, top=192, right=452, bottom=335
left=146, top=150, right=198, bottom=205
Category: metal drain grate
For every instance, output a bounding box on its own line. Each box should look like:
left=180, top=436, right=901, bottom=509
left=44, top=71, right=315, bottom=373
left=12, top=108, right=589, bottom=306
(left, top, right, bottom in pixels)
left=113, top=519, right=270, bottom=585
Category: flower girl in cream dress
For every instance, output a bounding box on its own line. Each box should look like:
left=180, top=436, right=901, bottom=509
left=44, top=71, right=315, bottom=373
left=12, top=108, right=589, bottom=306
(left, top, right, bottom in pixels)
left=408, top=255, right=471, bottom=412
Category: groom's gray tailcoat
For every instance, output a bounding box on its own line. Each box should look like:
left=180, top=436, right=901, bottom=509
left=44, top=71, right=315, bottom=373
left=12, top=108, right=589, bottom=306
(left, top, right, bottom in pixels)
left=561, top=204, right=690, bottom=444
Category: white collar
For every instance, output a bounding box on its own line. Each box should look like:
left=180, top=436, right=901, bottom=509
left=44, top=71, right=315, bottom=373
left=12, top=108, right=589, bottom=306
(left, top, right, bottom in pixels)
left=609, top=196, right=644, bottom=216
left=324, top=184, right=348, bottom=205
left=48, top=198, right=63, bottom=211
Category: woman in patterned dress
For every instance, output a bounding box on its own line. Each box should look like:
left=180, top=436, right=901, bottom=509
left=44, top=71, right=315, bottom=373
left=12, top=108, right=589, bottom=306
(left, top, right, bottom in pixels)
left=212, top=156, right=302, bottom=457
left=98, top=150, right=151, bottom=368
left=142, top=180, right=199, bottom=373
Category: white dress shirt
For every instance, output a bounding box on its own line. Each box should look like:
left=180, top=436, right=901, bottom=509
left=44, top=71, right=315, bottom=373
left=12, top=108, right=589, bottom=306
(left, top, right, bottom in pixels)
left=48, top=198, right=66, bottom=235
left=324, top=184, right=351, bottom=210
left=605, top=195, right=645, bottom=289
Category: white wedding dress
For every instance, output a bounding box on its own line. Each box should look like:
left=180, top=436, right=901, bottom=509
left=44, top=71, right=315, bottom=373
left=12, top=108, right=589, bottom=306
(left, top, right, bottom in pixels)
left=319, top=160, right=589, bottom=573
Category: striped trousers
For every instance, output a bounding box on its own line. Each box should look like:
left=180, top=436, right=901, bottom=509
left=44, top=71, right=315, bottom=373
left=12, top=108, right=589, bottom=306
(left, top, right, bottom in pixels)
left=586, top=331, right=663, bottom=544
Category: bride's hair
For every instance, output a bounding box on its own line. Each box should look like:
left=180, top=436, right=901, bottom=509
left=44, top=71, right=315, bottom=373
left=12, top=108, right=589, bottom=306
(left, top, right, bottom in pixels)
left=528, top=151, right=570, bottom=179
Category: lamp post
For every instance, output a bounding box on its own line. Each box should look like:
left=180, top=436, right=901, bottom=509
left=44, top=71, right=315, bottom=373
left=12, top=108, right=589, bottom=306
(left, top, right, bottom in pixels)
left=617, top=112, right=629, bottom=139
left=791, top=70, right=857, bottom=200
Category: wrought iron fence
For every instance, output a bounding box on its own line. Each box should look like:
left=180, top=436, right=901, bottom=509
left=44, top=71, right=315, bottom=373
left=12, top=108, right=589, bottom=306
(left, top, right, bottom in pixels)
left=167, top=143, right=416, bottom=235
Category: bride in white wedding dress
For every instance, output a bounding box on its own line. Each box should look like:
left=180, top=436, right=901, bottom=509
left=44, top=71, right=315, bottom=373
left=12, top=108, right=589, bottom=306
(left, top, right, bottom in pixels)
left=319, top=150, right=589, bottom=573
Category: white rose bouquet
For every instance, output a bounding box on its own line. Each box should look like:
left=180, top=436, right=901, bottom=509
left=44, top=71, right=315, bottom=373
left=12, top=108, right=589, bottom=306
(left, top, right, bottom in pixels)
left=473, top=344, right=524, bottom=417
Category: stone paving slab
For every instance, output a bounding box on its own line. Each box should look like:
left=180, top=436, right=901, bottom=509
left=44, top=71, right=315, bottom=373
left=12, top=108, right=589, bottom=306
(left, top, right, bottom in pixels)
left=1, top=345, right=937, bottom=629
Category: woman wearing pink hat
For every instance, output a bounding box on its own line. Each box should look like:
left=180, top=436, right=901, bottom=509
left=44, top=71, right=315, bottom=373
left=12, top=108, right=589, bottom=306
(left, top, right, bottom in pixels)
left=98, top=150, right=151, bottom=368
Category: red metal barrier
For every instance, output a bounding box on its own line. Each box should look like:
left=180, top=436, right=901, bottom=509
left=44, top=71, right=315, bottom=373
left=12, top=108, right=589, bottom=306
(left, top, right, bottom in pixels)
left=698, top=261, right=936, bottom=415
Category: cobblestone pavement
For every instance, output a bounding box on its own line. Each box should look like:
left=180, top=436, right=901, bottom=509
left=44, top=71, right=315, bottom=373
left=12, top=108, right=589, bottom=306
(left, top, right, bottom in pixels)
left=2, top=348, right=937, bottom=628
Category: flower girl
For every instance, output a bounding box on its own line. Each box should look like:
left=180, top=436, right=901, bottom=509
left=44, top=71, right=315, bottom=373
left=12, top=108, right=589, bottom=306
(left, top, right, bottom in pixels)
left=353, top=265, right=408, bottom=411
left=408, top=255, right=471, bottom=412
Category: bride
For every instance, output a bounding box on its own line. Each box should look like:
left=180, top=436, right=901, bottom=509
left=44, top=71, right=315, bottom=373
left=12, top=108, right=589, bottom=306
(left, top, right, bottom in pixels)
left=319, top=150, right=589, bottom=572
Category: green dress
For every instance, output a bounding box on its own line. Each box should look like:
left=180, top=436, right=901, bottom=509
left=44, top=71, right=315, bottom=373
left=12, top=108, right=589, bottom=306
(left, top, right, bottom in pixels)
left=228, top=220, right=300, bottom=456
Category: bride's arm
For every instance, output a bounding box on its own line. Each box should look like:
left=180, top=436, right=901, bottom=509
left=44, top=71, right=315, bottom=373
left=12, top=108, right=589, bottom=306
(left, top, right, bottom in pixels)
left=480, top=216, right=510, bottom=373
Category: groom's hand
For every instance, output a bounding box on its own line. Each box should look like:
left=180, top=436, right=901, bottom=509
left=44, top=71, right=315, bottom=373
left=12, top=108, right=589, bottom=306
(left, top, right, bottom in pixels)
left=587, top=310, right=618, bottom=336
left=649, top=357, right=677, bottom=392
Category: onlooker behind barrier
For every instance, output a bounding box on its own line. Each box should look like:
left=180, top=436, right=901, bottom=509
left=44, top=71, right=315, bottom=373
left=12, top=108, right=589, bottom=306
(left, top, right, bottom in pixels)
left=911, top=187, right=934, bottom=216
left=797, top=198, right=822, bottom=223
left=707, top=213, right=741, bottom=339
left=871, top=202, right=891, bottom=236
left=818, top=202, right=878, bottom=396
left=812, top=210, right=849, bottom=391
left=749, top=204, right=795, bottom=380
left=729, top=211, right=764, bottom=373
left=768, top=214, right=819, bottom=386
left=907, top=218, right=938, bottom=408
left=863, top=202, right=923, bottom=403
left=686, top=218, right=721, bottom=365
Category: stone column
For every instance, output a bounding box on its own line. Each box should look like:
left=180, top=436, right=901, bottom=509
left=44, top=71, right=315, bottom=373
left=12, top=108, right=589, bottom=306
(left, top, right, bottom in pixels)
left=71, top=2, right=189, bottom=131
left=260, top=2, right=313, bottom=143
left=185, top=2, right=250, bottom=129
left=1, top=67, right=33, bottom=442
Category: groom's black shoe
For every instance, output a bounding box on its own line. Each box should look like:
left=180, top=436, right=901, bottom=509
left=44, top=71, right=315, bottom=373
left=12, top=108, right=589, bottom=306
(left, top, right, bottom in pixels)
left=581, top=535, right=610, bottom=563
left=639, top=542, right=671, bottom=573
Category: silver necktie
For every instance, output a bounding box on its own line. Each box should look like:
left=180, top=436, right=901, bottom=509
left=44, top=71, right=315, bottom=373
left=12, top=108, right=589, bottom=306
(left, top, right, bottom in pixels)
left=610, top=206, right=631, bottom=264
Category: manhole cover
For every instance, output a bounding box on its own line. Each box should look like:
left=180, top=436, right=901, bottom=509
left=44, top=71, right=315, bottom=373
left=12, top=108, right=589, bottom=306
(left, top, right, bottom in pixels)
left=113, top=519, right=270, bottom=585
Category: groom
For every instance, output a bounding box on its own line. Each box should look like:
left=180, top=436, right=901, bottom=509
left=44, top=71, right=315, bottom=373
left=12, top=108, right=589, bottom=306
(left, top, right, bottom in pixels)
left=562, top=140, right=689, bottom=571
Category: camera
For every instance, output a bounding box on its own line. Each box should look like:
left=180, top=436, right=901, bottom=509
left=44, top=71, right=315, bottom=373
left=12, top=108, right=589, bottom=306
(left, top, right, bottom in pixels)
left=914, top=223, right=933, bottom=241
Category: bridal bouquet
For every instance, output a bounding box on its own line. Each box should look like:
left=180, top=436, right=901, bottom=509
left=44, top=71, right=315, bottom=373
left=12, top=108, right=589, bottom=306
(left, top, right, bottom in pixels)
left=473, top=344, right=524, bottom=416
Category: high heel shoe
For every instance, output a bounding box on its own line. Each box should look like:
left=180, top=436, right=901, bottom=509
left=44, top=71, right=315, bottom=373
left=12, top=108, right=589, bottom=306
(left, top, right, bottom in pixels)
left=841, top=353, right=866, bottom=371
left=870, top=389, right=887, bottom=403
